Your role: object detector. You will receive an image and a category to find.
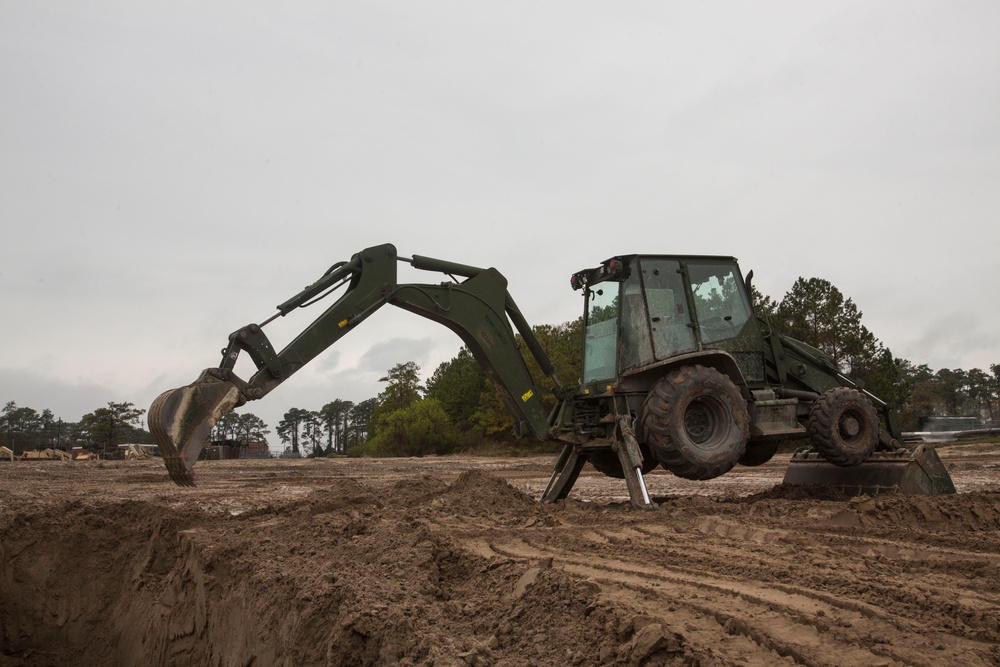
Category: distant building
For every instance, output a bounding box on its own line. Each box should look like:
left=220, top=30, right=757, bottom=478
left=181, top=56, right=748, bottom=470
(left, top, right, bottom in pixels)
left=243, top=440, right=269, bottom=459
left=202, top=439, right=269, bottom=460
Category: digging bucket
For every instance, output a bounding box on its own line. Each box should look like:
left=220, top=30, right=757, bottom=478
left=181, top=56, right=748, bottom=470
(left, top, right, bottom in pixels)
left=148, top=369, right=241, bottom=486
left=781, top=444, right=956, bottom=496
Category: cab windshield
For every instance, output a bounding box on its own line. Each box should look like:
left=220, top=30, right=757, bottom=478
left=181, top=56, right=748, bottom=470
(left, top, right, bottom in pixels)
left=582, top=281, right=619, bottom=383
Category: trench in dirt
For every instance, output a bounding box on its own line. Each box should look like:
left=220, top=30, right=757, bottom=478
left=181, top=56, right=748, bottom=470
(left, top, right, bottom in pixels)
left=2, top=453, right=1000, bottom=667
left=1, top=471, right=665, bottom=667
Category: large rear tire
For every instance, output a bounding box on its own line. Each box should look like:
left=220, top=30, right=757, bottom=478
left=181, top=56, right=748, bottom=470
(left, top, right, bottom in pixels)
left=641, top=365, right=749, bottom=480
left=588, top=444, right=658, bottom=479
left=807, top=387, right=878, bottom=467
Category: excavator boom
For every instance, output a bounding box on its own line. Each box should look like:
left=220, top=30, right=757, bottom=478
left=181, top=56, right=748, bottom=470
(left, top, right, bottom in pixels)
left=149, top=244, right=560, bottom=485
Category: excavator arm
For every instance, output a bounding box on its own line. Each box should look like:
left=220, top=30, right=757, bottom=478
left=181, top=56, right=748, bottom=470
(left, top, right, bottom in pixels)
left=149, top=243, right=562, bottom=486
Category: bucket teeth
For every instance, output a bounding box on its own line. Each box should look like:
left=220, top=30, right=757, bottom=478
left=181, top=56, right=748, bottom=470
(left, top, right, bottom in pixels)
left=163, top=455, right=197, bottom=487
left=148, top=370, right=242, bottom=486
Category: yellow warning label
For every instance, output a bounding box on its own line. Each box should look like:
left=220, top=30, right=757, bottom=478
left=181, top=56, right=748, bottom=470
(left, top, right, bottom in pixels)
left=338, top=319, right=349, bottom=328
left=521, top=389, right=533, bottom=402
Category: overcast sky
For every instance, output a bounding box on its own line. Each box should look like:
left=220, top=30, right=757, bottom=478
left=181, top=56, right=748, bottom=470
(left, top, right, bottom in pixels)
left=2, top=1, right=998, bottom=439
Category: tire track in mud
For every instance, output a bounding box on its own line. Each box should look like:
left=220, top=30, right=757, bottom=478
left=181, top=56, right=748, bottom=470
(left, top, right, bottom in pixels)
left=630, top=518, right=1000, bottom=625
left=471, top=529, right=996, bottom=667
left=660, top=515, right=1000, bottom=644
left=419, top=492, right=999, bottom=667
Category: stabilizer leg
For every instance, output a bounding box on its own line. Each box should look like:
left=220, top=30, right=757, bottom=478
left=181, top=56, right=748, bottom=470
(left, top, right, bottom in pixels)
left=540, top=444, right=587, bottom=504
left=616, top=416, right=657, bottom=511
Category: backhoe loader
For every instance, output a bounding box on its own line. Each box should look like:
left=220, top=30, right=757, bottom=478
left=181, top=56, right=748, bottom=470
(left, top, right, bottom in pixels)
left=149, top=244, right=954, bottom=509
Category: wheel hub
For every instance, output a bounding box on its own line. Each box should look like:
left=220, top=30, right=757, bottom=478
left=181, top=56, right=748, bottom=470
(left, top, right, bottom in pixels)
left=684, top=401, right=714, bottom=444
left=839, top=414, right=861, bottom=439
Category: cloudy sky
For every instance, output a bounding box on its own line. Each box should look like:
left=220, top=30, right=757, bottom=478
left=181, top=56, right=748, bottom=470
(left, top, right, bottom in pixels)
left=2, top=1, right=998, bottom=438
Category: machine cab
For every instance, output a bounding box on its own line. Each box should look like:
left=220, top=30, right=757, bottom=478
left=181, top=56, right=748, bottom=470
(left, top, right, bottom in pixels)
left=572, top=255, right=758, bottom=387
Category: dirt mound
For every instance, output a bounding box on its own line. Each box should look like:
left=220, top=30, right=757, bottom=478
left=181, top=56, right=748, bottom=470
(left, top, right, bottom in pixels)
left=844, top=492, right=1000, bottom=531
left=385, top=474, right=451, bottom=509
left=444, top=470, right=539, bottom=513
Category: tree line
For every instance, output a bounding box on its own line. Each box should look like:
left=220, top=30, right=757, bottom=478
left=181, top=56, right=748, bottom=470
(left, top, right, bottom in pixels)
left=1, top=400, right=149, bottom=456
left=0, top=399, right=273, bottom=457
left=5, top=274, right=998, bottom=458
left=271, top=398, right=375, bottom=457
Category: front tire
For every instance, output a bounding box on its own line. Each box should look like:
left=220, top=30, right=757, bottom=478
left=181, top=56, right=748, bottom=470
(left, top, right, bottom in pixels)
left=807, top=387, right=878, bottom=467
left=641, top=365, right=749, bottom=480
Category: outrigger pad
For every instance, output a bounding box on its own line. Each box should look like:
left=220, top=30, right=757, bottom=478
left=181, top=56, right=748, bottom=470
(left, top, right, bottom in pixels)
left=782, top=444, right=956, bottom=496
left=148, top=370, right=241, bottom=487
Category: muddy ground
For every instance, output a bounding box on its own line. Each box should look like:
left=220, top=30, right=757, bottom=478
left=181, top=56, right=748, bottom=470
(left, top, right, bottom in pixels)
left=1, top=442, right=999, bottom=667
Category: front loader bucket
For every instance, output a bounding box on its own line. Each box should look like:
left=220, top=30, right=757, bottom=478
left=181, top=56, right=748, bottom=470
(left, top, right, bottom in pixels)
left=148, top=369, right=242, bottom=486
left=782, top=444, right=956, bottom=496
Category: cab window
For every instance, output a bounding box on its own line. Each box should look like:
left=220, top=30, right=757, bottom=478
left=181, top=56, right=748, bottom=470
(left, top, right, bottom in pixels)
left=640, top=259, right=696, bottom=359
left=688, top=262, right=752, bottom=344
